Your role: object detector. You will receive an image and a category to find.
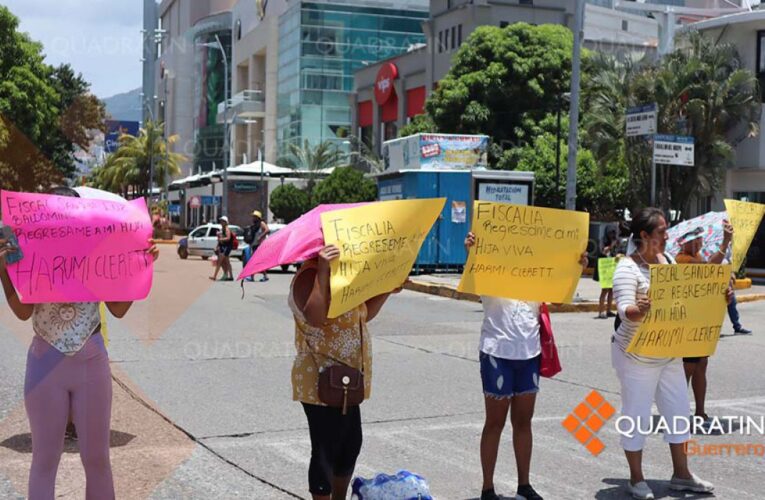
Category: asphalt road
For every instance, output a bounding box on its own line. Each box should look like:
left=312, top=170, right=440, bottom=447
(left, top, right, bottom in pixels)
left=1, top=247, right=764, bottom=499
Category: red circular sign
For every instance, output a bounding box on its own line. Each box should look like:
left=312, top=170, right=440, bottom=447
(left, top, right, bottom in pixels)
left=374, top=63, right=398, bottom=105
left=189, top=196, right=202, bottom=209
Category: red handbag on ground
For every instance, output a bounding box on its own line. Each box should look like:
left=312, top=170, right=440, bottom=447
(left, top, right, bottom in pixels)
left=538, top=303, right=562, bottom=378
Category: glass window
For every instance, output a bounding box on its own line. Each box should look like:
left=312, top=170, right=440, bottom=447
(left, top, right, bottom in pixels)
left=758, top=31, right=765, bottom=74
left=278, top=3, right=427, bottom=156
left=190, top=227, right=207, bottom=238
left=209, top=227, right=220, bottom=238
left=444, top=28, right=449, bottom=52
left=458, top=24, right=462, bottom=46
left=438, top=31, right=443, bottom=53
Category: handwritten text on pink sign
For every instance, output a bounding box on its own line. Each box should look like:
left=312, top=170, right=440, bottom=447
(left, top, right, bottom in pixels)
left=1, top=191, right=153, bottom=303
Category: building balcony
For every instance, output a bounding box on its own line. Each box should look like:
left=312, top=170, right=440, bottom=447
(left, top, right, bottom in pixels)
left=217, top=90, right=265, bottom=124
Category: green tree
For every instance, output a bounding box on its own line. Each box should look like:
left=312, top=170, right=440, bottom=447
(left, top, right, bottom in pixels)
left=0, top=6, right=106, bottom=191
left=399, top=114, right=437, bottom=137
left=425, top=23, right=574, bottom=163
left=312, top=167, right=377, bottom=206
left=93, top=121, right=184, bottom=196
left=0, top=6, right=62, bottom=191
left=500, top=115, right=629, bottom=219
left=269, top=184, right=311, bottom=223
left=279, top=140, right=343, bottom=195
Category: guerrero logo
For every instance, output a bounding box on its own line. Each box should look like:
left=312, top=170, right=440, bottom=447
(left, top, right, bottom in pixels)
left=561, top=390, right=616, bottom=456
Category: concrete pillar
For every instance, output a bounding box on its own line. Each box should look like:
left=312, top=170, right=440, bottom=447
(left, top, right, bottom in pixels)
left=264, top=19, right=279, bottom=163
left=349, top=92, right=359, bottom=140
left=372, top=100, right=381, bottom=156
left=396, top=78, right=406, bottom=132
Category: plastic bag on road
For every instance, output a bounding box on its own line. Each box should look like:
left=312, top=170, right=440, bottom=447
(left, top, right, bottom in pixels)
left=351, top=470, right=433, bottom=500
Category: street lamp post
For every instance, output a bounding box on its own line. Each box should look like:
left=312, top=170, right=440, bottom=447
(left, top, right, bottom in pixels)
left=555, top=92, right=571, bottom=208
left=140, top=92, right=157, bottom=205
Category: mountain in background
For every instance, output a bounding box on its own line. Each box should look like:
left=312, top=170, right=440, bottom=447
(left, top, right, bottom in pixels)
left=102, top=87, right=142, bottom=123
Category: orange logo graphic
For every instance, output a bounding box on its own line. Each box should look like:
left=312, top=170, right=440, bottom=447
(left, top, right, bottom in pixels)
left=562, top=390, right=616, bottom=456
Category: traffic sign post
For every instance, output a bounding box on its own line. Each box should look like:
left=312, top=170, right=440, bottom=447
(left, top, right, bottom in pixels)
left=651, top=134, right=694, bottom=206
left=653, top=134, right=695, bottom=167
left=626, top=104, right=657, bottom=137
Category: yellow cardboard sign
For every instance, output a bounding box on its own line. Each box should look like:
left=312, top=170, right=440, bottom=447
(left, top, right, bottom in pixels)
left=627, top=264, right=731, bottom=357
left=724, top=199, right=765, bottom=272
left=457, top=202, right=589, bottom=303
left=598, top=257, right=617, bottom=289
left=321, top=198, right=445, bottom=318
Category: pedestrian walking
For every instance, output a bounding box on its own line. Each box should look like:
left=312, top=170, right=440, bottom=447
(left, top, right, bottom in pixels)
left=243, top=210, right=270, bottom=282
left=594, top=228, right=618, bottom=319
left=289, top=244, right=401, bottom=500
left=0, top=186, right=160, bottom=500
left=465, top=231, right=588, bottom=500
left=210, top=216, right=234, bottom=281
left=612, top=207, right=717, bottom=500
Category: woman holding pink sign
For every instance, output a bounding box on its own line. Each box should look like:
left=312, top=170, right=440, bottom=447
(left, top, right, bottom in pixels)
left=0, top=186, right=160, bottom=500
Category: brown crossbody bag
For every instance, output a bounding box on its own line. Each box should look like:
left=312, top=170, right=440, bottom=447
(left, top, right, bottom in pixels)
left=309, top=320, right=365, bottom=415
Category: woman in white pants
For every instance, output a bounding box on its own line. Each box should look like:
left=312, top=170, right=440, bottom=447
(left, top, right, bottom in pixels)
left=612, top=207, right=715, bottom=500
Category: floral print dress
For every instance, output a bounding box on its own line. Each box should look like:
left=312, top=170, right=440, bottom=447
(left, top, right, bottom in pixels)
left=288, top=265, right=372, bottom=406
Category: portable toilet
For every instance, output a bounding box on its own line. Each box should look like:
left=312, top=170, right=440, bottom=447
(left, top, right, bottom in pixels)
left=378, top=133, right=490, bottom=271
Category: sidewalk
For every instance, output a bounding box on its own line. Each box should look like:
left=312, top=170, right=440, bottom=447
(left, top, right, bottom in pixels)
left=405, top=273, right=765, bottom=313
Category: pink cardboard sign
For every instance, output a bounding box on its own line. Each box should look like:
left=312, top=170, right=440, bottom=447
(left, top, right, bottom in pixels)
left=1, top=190, right=154, bottom=304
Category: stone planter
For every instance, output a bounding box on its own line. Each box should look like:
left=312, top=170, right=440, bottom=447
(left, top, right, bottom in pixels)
left=153, top=228, right=175, bottom=241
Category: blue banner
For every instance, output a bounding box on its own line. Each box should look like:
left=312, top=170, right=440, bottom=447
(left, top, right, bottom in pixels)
left=105, top=120, right=140, bottom=153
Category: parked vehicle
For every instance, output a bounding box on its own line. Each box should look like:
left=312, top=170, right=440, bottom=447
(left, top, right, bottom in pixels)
left=178, top=223, right=245, bottom=260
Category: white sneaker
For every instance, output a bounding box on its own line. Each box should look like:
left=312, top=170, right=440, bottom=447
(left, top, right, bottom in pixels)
left=627, top=481, right=654, bottom=500
left=669, top=473, right=714, bottom=493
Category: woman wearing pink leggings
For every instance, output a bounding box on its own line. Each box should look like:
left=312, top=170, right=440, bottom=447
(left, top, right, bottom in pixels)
left=0, top=187, right=159, bottom=499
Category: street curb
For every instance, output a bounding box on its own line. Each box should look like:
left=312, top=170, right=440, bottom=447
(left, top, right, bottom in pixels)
left=404, top=279, right=602, bottom=313
left=404, top=280, right=765, bottom=313
left=736, top=293, right=765, bottom=304
left=154, top=240, right=178, bottom=245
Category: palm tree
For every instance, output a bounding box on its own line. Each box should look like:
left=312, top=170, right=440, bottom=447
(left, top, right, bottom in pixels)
left=92, top=120, right=185, bottom=197
left=278, top=139, right=343, bottom=195
left=668, top=31, right=761, bottom=213
left=581, top=32, right=761, bottom=214
left=345, top=135, right=385, bottom=174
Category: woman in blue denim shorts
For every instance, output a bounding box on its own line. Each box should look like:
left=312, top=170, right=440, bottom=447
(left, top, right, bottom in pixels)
left=465, top=232, right=587, bottom=500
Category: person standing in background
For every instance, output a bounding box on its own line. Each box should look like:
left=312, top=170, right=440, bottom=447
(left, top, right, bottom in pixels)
left=244, top=210, right=270, bottom=282
left=594, top=228, right=618, bottom=319
left=675, top=223, right=733, bottom=425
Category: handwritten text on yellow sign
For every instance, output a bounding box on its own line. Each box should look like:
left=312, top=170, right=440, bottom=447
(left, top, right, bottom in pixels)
left=321, top=198, right=445, bottom=318
left=627, top=264, right=731, bottom=358
left=724, top=199, right=765, bottom=273
left=458, top=202, right=589, bottom=303
left=598, top=257, right=617, bottom=289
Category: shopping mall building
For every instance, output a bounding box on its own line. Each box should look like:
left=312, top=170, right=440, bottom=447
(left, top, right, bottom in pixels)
left=143, top=0, right=428, bottom=227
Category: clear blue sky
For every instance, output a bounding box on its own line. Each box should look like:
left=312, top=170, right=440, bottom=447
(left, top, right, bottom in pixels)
left=4, top=0, right=143, bottom=99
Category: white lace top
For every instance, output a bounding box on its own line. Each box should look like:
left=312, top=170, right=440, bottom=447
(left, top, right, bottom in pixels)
left=32, top=302, right=101, bottom=355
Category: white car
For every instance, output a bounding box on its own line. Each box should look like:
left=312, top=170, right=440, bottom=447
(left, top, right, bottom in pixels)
left=178, top=223, right=245, bottom=260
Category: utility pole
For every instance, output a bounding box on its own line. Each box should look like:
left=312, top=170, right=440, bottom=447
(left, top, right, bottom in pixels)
left=565, top=0, right=585, bottom=211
